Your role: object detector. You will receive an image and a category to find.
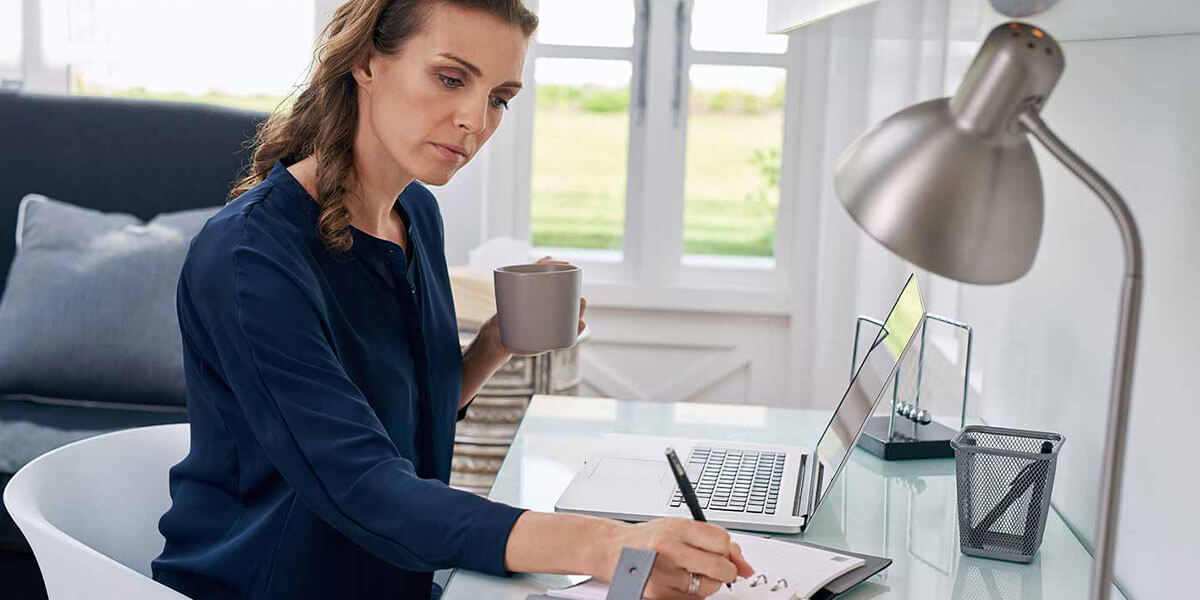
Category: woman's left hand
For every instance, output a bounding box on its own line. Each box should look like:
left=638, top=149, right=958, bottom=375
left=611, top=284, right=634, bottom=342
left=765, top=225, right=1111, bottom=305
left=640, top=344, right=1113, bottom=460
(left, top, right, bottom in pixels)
left=483, top=256, right=587, bottom=358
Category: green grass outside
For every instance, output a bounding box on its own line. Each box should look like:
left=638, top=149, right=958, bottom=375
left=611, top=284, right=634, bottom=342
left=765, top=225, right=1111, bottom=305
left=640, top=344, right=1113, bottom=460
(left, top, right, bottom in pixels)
left=532, top=107, right=782, bottom=257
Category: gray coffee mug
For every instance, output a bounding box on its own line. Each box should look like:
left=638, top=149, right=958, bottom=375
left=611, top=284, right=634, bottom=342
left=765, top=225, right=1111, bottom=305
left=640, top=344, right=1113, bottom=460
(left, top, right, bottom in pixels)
left=493, top=263, right=581, bottom=353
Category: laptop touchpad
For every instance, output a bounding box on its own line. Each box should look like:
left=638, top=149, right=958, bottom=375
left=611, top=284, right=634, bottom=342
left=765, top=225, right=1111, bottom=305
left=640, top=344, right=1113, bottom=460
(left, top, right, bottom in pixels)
left=590, top=457, right=668, bottom=483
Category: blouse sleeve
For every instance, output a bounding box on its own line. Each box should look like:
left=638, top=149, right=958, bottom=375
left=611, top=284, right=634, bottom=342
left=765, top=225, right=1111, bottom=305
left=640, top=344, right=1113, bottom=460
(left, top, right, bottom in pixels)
left=182, top=220, right=525, bottom=575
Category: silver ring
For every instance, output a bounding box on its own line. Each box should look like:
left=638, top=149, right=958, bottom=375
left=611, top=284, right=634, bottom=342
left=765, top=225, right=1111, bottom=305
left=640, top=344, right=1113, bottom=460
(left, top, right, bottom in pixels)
left=687, top=572, right=701, bottom=595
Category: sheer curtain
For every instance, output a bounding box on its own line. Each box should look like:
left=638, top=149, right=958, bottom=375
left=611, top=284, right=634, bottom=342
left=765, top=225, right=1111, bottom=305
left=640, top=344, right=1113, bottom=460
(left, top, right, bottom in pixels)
left=783, top=0, right=983, bottom=412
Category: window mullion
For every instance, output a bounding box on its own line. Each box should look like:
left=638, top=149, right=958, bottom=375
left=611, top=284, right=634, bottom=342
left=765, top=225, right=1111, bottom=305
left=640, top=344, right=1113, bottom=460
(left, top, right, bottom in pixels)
left=771, top=35, right=806, bottom=286
left=688, top=49, right=791, bottom=68
left=534, top=44, right=634, bottom=61
left=495, top=38, right=541, bottom=241
left=633, top=0, right=691, bottom=288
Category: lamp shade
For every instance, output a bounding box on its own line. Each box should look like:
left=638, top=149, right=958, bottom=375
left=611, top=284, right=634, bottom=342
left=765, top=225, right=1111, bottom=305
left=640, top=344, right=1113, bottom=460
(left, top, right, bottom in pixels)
left=833, top=22, right=1066, bottom=284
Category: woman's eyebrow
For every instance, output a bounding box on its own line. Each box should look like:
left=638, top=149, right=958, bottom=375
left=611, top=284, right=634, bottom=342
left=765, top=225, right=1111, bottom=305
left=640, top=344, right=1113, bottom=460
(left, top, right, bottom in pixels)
left=437, top=52, right=522, bottom=90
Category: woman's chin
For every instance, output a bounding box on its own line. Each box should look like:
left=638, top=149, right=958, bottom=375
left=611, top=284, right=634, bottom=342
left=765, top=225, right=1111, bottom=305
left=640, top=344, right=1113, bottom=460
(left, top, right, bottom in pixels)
left=415, top=165, right=459, bottom=187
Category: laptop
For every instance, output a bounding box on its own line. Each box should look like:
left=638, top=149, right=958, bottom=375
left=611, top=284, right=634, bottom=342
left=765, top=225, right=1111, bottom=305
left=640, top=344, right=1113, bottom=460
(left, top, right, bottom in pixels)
left=554, top=274, right=925, bottom=534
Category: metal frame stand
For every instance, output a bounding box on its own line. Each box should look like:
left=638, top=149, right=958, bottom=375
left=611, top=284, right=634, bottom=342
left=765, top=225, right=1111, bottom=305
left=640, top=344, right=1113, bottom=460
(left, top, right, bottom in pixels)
left=526, top=548, right=657, bottom=600
left=852, top=314, right=974, bottom=460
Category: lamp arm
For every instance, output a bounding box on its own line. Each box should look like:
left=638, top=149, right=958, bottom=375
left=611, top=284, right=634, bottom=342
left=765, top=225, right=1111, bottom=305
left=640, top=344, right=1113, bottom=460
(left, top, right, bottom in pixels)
left=1018, top=108, right=1143, bottom=600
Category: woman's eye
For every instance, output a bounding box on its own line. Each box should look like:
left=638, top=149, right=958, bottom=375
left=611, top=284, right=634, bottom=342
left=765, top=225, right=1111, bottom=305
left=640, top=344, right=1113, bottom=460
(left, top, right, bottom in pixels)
left=437, top=74, right=463, bottom=88
left=491, top=96, right=510, bottom=110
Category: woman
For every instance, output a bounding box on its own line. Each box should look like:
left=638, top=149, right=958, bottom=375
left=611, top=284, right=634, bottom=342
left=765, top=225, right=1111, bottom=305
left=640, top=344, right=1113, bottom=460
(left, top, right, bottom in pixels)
left=151, top=1, right=752, bottom=599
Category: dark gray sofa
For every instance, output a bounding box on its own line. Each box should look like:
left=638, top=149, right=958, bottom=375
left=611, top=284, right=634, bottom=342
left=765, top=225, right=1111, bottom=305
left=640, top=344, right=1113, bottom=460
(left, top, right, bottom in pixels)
left=0, top=90, right=265, bottom=565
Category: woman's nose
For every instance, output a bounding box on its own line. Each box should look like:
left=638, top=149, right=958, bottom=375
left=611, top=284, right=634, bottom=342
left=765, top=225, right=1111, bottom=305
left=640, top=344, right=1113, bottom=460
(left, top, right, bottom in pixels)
left=453, top=97, right=489, bottom=134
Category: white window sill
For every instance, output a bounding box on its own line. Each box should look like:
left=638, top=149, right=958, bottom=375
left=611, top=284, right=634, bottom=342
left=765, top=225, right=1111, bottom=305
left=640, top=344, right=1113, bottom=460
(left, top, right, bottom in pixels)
left=581, top=280, right=796, bottom=316
left=533, top=247, right=794, bottom=315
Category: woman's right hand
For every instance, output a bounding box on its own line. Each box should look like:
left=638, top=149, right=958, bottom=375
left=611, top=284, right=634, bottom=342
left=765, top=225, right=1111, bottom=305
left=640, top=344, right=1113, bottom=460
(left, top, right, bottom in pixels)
left=592, top=518, right=755, bottom=599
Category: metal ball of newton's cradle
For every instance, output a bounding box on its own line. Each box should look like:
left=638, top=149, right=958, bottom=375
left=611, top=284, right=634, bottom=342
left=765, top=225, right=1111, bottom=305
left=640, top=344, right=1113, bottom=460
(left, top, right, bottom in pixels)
left=895, top=402, right=933, bottom=425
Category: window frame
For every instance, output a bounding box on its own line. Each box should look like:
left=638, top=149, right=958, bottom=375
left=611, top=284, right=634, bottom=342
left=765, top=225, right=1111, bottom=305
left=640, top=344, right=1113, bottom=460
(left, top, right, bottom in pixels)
left=490, top=0, right=811, bottom=313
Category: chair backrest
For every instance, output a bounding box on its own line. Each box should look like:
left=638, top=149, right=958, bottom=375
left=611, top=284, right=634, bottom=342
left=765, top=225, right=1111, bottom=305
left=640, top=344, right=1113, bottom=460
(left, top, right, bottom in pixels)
left=3, top=424, right=192, bottom=599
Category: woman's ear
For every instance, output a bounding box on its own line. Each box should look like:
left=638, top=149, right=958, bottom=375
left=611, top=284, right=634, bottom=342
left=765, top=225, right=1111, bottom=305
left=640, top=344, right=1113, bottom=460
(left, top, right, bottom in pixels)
left=351, top=53, right=376, bottom=89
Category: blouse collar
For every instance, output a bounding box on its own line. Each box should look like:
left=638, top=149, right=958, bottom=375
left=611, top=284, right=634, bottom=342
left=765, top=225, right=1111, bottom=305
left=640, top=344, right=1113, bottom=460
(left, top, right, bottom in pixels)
left=266, top=159, right=420, bottom=264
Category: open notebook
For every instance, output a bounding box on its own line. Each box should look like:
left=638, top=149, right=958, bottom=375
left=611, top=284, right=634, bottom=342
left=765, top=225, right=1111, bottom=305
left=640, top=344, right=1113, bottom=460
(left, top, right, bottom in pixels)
left=546, top=533, right=865, bottom=600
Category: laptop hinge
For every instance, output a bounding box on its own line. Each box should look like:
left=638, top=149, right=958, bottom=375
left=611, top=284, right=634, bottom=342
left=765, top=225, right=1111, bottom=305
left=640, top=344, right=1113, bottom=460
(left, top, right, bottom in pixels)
left=791, top=453, right=808, bottom=517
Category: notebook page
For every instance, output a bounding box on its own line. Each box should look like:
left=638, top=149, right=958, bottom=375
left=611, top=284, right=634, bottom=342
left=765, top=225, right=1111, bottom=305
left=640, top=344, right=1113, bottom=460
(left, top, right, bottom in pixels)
left=545, top=534, right=865, bottom=600
left=715, top=533, right=865, bottom=599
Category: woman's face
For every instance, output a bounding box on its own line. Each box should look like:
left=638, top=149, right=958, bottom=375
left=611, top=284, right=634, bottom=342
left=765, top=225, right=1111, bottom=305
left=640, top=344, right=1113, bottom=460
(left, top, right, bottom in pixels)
left=354, top=4, right=528, bottom=186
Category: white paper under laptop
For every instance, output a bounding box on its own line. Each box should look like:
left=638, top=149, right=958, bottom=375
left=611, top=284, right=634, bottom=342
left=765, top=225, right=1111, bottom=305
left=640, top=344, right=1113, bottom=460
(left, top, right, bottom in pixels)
left=555, top=275, right=925, bottom=534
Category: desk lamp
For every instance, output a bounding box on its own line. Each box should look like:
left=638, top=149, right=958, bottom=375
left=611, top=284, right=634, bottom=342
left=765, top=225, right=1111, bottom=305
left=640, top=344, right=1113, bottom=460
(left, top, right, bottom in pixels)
left=833, top=22, right=1141, bottom=600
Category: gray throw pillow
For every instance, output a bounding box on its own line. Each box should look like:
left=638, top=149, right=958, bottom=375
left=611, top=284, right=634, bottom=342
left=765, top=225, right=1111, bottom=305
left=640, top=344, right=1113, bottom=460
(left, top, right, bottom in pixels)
left=0, top=194, right=220, bottom=407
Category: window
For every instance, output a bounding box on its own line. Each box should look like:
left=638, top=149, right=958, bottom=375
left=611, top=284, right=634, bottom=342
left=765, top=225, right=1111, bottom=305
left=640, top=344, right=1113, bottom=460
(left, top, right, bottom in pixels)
left=0, top=0, right=21, bottom=86
left=522, top=0, right=796, bottom=289
left=531, top=58, right=632, bottom=252
left=684, top=1, right=786, bottom=261
left=43, top=0, right=315, bottom=111
left=528, top=0, right=639, bottom=257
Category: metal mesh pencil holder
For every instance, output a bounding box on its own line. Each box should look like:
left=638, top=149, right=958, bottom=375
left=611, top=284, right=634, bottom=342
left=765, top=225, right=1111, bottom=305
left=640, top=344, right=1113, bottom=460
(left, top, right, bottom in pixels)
left=951, top=425, right=1064, bottom=563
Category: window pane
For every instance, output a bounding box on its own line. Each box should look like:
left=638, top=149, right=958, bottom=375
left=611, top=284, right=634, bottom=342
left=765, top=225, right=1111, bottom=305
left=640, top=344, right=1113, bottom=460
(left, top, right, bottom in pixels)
left=0, top=0, right=20, bottom=84
left=691, top=0, right=787, bottom=54
left=535, top=0, right=634, bottom=48
left=54, top=0, right=313, bottom=112
left=530, top=58, right=631, bottom=251
left=683, top=65, right=785, bottom=258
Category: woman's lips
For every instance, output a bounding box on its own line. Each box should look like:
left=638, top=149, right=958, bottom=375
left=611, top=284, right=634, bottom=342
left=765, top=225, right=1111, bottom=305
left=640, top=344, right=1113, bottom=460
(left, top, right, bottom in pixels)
left=430, top=142, right=467, bottom=162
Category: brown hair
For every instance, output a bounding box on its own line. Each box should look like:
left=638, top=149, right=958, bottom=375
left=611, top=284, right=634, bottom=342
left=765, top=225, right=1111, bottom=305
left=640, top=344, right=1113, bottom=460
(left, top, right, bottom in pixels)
left=231, top=0, right=537, bottom=253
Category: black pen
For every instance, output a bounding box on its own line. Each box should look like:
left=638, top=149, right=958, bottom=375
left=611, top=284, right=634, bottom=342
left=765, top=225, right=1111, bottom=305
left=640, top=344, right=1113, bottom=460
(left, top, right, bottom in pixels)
left=664, top=446, right=706, bottom=521
left=666, top=447, right=736, bottom=590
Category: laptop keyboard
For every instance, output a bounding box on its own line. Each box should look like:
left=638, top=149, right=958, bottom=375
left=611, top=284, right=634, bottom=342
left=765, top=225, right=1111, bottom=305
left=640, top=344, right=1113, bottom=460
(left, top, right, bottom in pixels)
left=669, top=447, right=785, bottom=515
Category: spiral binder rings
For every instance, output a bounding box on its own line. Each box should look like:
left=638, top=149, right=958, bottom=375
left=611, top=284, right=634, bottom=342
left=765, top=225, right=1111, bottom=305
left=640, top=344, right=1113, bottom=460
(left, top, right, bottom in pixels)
left=714, top=534, right=864, bottom=599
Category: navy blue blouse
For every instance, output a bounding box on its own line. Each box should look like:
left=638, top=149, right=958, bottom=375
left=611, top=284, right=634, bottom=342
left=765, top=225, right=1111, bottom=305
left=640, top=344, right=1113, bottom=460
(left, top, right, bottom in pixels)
left=152, top=160, right=525, bottom=600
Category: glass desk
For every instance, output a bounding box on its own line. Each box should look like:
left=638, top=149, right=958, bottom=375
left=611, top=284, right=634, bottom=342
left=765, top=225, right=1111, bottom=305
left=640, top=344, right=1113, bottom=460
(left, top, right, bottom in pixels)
left=442, top=396, right=1122, bottom=600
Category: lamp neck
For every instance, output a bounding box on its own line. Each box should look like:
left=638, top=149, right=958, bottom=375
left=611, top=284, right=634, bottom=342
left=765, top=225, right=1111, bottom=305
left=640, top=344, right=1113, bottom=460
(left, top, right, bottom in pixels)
left=1016, top=107, right=1142, bottom=600
left=1017, top=110, right=1143, bottom=275
left=950, top=22, right=1064, bottom=137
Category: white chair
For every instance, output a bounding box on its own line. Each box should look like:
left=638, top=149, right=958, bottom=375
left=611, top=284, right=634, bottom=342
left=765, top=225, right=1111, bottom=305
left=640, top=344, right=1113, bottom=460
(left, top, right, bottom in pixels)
left=3, top=424, right=192, bottom=599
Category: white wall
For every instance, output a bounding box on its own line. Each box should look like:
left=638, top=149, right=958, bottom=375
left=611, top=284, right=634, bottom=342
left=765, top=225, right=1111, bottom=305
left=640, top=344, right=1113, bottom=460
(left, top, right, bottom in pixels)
left=958, top=28, right=1200, bottom=600
left=577, top=308, right=793, bottom=406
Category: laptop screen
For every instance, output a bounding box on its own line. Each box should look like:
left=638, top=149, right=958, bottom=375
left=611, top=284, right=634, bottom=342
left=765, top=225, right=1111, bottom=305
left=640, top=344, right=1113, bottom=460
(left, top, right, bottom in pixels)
left=804, top=274, right=925, bottom=518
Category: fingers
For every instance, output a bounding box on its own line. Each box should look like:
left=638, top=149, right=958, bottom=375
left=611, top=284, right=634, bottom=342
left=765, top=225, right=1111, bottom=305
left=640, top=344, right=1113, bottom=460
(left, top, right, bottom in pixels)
left=729, top=541, right=755, bottom=577
left=535, top=255, right=570, bottom=265
left=659, top=540, right=737, bottom=583
left=577, top=297, right=588, bottom=335
left=671, top=519, right=734, bottom=557
left=644, top=566, right=723, bottom=600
